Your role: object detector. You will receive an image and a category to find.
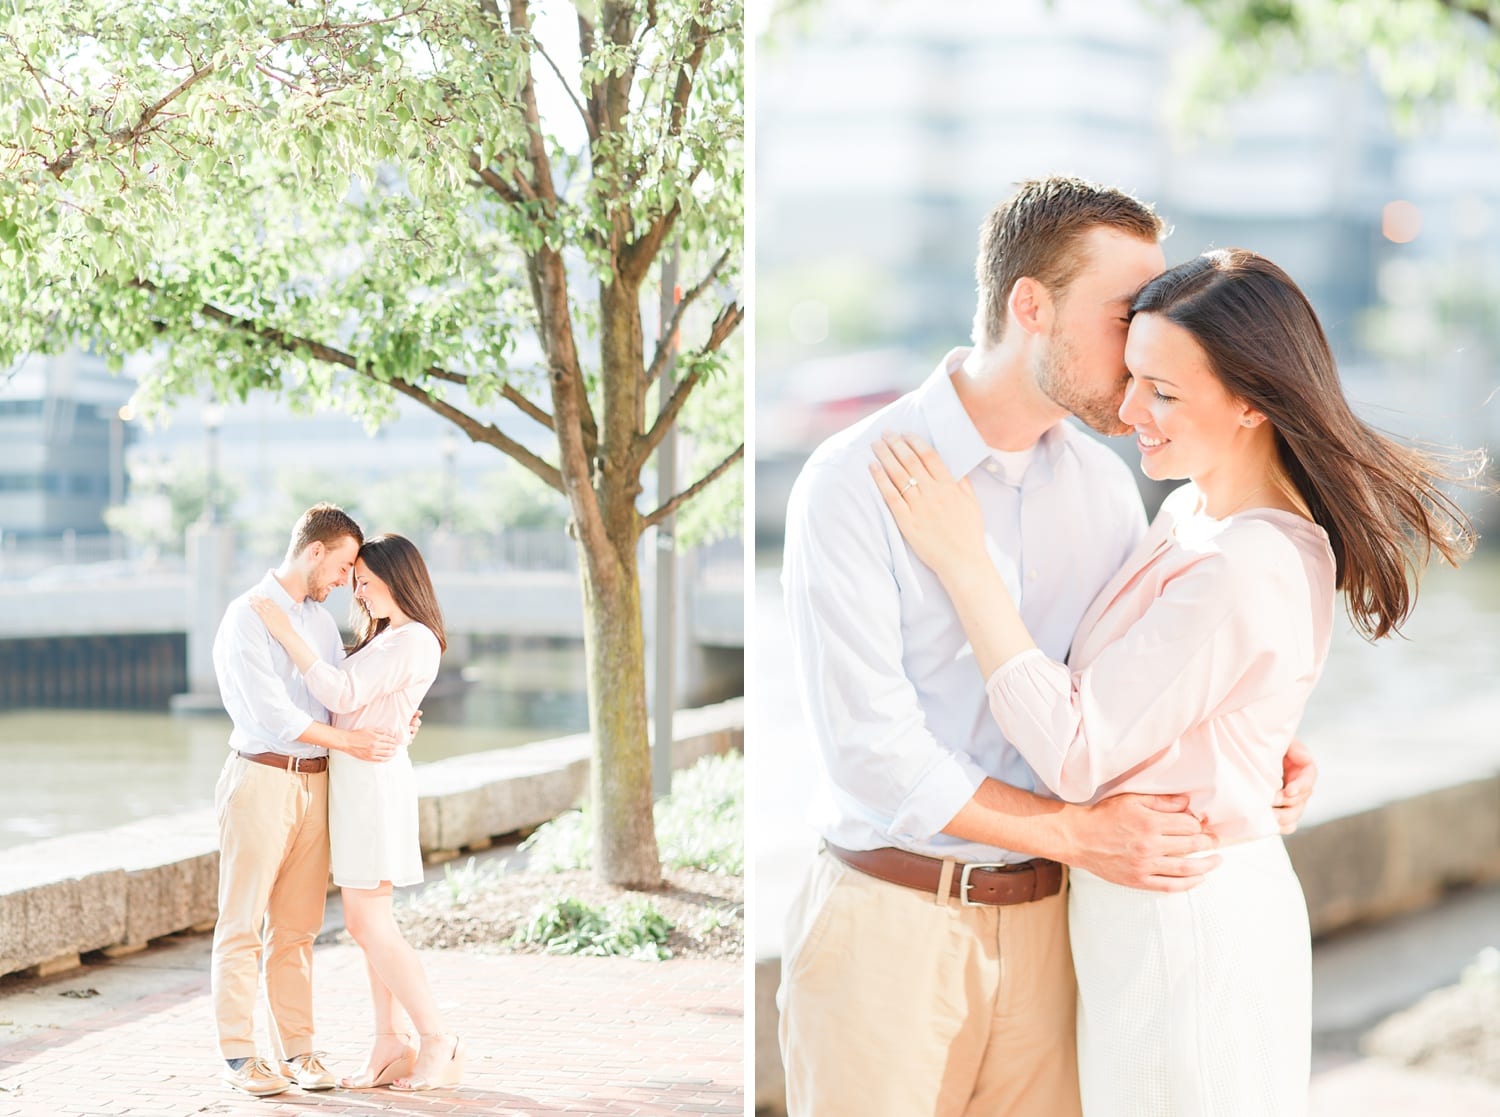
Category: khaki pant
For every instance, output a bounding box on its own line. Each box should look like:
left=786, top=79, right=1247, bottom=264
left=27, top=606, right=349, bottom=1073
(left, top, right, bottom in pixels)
left=210, top=753, right=330, bottom=1061
left=778, top=848, right=1081, bottom=1117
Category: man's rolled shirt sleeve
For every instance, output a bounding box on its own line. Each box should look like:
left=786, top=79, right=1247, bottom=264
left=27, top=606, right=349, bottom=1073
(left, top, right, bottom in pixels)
left=784, top=461, right=985, bottom=844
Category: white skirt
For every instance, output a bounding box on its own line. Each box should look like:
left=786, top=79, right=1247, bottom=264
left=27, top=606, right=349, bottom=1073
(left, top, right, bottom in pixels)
left=1068, top=835, right=1310, bottom=1117
left=328, top=747, right=424, bottom=890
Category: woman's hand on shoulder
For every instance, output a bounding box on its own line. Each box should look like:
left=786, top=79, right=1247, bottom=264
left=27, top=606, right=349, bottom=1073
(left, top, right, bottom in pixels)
left=248, top=595, right=292, bottom=638
left=869, top=431, right=985, bottom=580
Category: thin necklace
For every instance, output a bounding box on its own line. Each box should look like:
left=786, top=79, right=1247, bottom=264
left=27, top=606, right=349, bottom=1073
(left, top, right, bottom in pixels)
left=1212, top=480, right=1268, bottom=519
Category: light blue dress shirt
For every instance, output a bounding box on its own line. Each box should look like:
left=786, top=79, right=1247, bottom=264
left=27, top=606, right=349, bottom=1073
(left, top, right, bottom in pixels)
left=212, top=570, right=346, bottom=760
left=782, top=352, right=1148, bottom=863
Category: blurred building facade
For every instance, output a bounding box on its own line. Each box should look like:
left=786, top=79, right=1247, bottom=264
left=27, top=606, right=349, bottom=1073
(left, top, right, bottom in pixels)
left=0, top=351, right=135, bottom=542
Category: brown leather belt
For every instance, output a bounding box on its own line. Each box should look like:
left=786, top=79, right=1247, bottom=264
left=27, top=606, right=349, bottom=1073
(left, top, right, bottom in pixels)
left=237, top=751, right=328, bottom=774
left=827, top=842, right=1063, bottom=907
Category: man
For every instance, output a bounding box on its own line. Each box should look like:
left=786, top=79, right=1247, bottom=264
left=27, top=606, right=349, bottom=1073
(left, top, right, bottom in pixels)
left=210, top=503, right=401, bottom=1097
left=777, top=177, right=1316, bottom=1116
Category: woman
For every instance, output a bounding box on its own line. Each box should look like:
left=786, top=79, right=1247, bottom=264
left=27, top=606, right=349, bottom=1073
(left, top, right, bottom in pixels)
left=871, top=249, right=1477, bottom=1116
left=250, top=533, right=464, bottom=1093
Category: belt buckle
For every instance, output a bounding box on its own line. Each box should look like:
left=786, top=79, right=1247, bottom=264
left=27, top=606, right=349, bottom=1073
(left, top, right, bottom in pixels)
left=958, top=861, right=1011, bottom=907
left=286, top=755, right=303, bottom=773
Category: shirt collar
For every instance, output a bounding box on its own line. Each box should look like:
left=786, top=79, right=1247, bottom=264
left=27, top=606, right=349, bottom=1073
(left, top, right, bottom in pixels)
left=915, top=348, right=1068, bottom=481
left=261, top=569, right=309, bottom=615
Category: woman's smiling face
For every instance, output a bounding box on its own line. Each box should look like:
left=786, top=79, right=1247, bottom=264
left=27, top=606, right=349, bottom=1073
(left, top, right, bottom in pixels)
left=352, top=559, right=398, bottom=621
left=1119, top=311, right=1262, bottom=484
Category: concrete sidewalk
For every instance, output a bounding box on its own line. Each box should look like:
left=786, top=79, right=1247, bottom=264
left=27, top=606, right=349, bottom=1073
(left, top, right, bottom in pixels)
left=0, top=934, right=742, bottom=1116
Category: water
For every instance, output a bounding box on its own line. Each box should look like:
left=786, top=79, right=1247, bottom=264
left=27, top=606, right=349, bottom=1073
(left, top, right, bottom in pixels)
left=0, top=641, right=590, bottom=850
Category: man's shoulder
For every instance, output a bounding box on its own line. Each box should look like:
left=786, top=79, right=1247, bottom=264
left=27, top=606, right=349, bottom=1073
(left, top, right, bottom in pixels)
left=217, top=587, right=260, bottom=631
left=793, top=389, right=927, bottom=500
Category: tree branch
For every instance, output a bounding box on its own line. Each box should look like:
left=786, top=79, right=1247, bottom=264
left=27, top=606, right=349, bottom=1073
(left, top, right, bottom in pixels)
left=641, top=443, right=743, bottom=530
left=534, top=41, right=598, bottom=144
left=498, top=381, right=559, bottom=433
left=510, top=0, right=559, bottom=205
left=45, top=61, right=216, bottom=177
left=645, top=246, right=733, bottom=387
left=382, top=376, right=564, bottom=493
left=39, top=5, right=430, bottom=179
left=425, top=364, right=564, bottom=439
left=466, top=150, right=535, bottom=203
left=665, top=0, right=711, bottom=142
left=635, top=300, right=742, bottom=469
left=131, top=279, right=566, bottom=491
left=1435, top=0, right=1493, bottom=30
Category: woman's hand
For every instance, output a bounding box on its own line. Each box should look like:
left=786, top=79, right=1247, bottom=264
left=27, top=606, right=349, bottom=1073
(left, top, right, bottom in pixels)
left=870, top=432, right=986, bottom=581
left=249, top=595, right=295, bottom=643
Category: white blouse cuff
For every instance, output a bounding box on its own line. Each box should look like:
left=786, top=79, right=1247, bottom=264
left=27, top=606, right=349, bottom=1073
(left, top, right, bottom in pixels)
left=984, top=646, right=1059, bottom=703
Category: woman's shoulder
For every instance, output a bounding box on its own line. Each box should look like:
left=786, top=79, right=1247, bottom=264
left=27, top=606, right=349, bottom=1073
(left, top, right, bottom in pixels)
left=1221, top=510, right=1332, bottom=573
left=1177, top=512, right=1333, bottom=610
left=390, top=621, right=442, bottom=650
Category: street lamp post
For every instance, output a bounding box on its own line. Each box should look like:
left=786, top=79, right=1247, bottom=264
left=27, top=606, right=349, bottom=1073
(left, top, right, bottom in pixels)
left=653, top=249, right=681, bottom=801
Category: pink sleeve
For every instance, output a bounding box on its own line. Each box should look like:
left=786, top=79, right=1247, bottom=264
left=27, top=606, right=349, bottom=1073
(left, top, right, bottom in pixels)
left=303, top=627, right=438, bottom=714
left=984, top=539, right=1302, bottom=802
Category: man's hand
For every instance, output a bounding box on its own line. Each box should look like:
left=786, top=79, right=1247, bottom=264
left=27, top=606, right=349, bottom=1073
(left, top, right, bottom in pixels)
left=1061, top=793, right=1220, bottom=891
left=408, top=708, right=423, bottom=741
left=1274, top=738, right=1318, bottom=834
left=338, top=726, right=400, bottom=762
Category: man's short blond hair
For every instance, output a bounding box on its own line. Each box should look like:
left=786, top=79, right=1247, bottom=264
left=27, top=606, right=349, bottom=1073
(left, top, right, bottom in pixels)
left=287, top=503, right=362, bottom=558
left=974, top=175, right=1166, bottom=347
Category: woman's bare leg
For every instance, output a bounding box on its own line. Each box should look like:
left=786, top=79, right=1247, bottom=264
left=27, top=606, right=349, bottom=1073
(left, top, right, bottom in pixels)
left=339, top=947, right=414, bottom=1086
left=341, top=884, right=452, bottom=1082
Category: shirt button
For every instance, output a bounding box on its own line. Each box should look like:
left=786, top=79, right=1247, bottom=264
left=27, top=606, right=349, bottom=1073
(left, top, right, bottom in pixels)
left=986, top=462, right=1000, bottom=474
left=1028, top=569, right=1038, bottom=580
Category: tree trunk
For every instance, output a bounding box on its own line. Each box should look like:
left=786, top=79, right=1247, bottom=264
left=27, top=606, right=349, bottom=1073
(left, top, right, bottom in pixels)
left=578, top=533, right=662, bottom=888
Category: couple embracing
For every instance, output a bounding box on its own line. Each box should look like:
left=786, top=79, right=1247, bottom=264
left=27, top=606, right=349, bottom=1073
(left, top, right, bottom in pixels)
left=208, top=504, right=465, bottom=1097
left=777, top=176, right=1477, bottom=1116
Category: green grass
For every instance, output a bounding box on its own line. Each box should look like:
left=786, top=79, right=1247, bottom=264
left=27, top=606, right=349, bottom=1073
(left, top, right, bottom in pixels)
left=519, top=750, right=744, bottom=875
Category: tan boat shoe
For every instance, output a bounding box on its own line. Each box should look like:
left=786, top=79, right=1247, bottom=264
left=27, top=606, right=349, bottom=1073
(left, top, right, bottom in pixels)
left=223, top=1056, right=290, bottom=1096
left=282, top=1051, right=337, bottom=1091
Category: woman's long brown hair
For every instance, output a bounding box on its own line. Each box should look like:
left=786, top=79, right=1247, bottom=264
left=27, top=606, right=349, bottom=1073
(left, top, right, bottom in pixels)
left=347, top=533, right=448, bottom=654
left=1131, top=249, right=1483, bottom=640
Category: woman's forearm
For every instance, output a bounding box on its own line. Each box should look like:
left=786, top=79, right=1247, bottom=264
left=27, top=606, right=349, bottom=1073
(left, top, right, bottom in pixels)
left=938, top=560, right=1037, bottom=680
left=271, top=627, right=320, bottom=674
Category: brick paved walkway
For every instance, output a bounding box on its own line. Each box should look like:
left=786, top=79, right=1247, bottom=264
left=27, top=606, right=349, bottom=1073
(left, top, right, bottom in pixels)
left=0, top=944, right=742, bottom=1117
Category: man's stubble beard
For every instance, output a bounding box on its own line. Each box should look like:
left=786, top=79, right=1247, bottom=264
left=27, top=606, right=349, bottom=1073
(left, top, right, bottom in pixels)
left=1034, top=328, right=1131, bottom=437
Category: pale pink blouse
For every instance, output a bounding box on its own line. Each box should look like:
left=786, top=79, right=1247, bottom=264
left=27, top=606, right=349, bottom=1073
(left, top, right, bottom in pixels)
left=303, top=621, right=441, bottom=738
left=987, top=483, right=1337, bottom=843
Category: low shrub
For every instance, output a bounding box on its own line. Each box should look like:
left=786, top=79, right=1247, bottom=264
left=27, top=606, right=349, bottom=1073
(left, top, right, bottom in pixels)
left=512, top=894, right=675, bottom=961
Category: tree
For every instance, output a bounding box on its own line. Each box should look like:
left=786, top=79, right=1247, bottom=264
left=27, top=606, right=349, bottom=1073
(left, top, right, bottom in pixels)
left=0, top=0, right=743, bottom=887
left=104, top=454, right=244, bottom=558
left=1169, top=0, right=1499, bottom=121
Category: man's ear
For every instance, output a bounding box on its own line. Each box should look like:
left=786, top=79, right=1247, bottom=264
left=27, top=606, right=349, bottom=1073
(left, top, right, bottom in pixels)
left=1007, top=276, right=1054, bottom=337
left=305, top=541, right=325, bottom=563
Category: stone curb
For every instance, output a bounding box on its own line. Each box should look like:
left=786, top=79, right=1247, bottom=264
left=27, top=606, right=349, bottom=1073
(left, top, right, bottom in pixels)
left=752, top=769, right=1500, bottom=1114
left=0, top=698, right=744, bottom=980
